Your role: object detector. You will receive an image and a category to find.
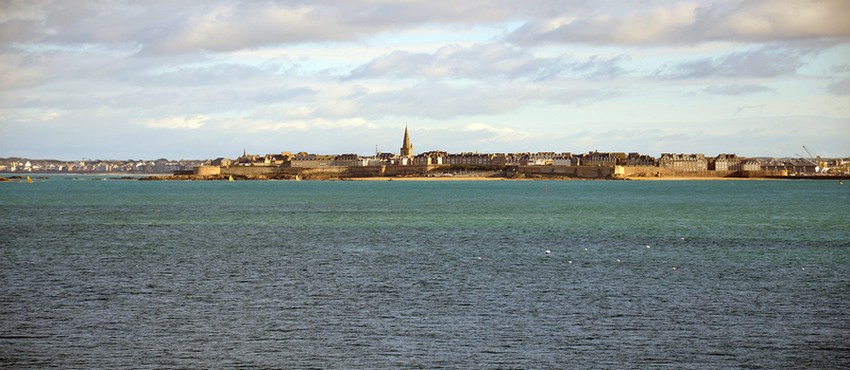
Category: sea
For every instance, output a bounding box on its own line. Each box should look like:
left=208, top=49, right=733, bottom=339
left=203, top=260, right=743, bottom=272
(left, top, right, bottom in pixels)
left=1, top=176, right=848, bottom=369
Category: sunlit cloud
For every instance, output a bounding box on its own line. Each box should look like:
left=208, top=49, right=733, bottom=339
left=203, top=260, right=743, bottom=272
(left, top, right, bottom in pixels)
left=143, top=115, right=210, bottom=130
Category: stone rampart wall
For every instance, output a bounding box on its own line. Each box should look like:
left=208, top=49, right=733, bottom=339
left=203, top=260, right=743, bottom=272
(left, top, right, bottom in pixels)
left=194, top=165, right=221, bottom=176
left=519, top=165, right=615, bottom=178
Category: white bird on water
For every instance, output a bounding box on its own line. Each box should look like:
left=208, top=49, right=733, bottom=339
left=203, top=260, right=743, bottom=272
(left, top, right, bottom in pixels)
left=545, top=249, right=552, bottom=256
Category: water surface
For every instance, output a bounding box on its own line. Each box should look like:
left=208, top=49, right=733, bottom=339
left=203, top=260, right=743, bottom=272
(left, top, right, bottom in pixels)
left=1, top=178, right=848, bottom=368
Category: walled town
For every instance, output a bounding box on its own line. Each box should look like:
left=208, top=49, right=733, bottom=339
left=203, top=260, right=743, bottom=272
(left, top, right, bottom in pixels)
left=2, top=127, right=847, bottom=180
left=173, top=127, right=847, bottom=180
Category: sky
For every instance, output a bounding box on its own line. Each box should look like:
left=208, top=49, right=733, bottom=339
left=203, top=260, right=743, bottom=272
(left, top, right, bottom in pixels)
left=1, top=0, right=849, bottom=160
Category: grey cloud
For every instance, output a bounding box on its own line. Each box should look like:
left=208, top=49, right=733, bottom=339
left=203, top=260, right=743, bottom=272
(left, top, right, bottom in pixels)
left=355, top=83, right=530, bottom=119
left=829, top=64, right=850, bottom=73
left=351, top=81, right=620, bottom=119
left=658, top=44, right=822, bottom=79
left=827, top=78, right=850, bottom=95
left=546, top=88, right=624, bottom=106
left=703, top=84, right=776, bottom=96
left=570, top=55, right=629, bottom=80
left=346, top=43, right=628, bottom=81
left=6, top=1, right=849, bottom=54
left=0, top=1, right=527, bottom=54
left=346, top=43, right=563, bottom=81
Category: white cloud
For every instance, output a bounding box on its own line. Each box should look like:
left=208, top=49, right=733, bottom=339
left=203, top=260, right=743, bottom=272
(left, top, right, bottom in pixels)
left=462, top=123, right=534, bottom=143
left=40, top=111, right=61, bottom=121
left=143, top=115, right=209, bottom=130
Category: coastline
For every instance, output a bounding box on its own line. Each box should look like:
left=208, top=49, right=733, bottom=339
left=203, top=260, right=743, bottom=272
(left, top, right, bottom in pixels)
left=133, top=174, right=848, bottom=181
left=622, top=176, right=770, bottom=181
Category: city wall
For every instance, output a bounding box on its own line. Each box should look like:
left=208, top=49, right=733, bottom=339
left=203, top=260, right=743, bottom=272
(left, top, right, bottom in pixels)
left=518, top=165, right=615, bottom=178
left=191, top=164, right=791, bottom=180
left=620, top=166, right=788, bottom=178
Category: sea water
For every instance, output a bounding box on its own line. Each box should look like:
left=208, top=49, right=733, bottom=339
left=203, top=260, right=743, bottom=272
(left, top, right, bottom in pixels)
left=1, top=177, right=848, bottom=368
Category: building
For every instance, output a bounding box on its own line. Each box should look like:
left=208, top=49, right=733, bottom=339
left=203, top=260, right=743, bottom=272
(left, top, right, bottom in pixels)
left=581, top=151, right=622, bottom=167
left=291, top=154, right=334, bottom=168
left=658, top=153, right=708, bottom=172
left=741, top=160, right=761, bottom=171
left=414, top=151, right=446, bottom=165
left=400, top=126, right=414, bottom=158
left=624, top=153, right=655, bottom=166
left=712, top=154, right=740, bottom=171
left=334, top=154, right=368, bottom=167
left=552, top=153, right=579, bottom=166
left=524, top=152, right=556, bottom=166
left=762, top=159, right=823, bottom=174
left=446, top=153, right=492, bottom=166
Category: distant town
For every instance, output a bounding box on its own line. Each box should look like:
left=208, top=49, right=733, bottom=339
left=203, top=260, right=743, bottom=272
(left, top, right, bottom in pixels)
left=0, top=158, right=203, bottom=174
left=2, top=127, right=848, bottom=180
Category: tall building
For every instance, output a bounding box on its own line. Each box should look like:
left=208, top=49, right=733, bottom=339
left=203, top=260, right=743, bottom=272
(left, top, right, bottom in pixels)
left=400, top=126, right=414, bottom=158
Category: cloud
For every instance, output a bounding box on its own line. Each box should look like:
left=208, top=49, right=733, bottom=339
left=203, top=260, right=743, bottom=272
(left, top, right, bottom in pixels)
left=40, top=111, right=61, bottom=121
left=5, top=1, right=850, bottom=55
left=830, top=64, right=850, bottom=73
left=462, top=123, right=534, bottom=143
left=735, top=104, right=766, bottom=114
left=658, top=43, right=824, bottom=79
left=699, top=0, right=850, bottom=42
left=355, top=83, right=530, bottom=119
left=346, top=43, right=565, bottom=81
left=234, top=117, right=375, bottom=133
left=508, top=0, right=850, bottom=46
left=143, top=115, right=209, bottom=130
left=0, top=1, right=521, bottom=54
left=508, top=3, right=699, bottom=45
left=346, top=43, right=628, bottom=81
left=827, top=78, right=850, bottom=95
left=703, top=84, right=775, bottom=96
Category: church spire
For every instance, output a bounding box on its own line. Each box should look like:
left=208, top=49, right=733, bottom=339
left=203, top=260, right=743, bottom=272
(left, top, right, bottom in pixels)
left=400, top=126, right=413, bottom=158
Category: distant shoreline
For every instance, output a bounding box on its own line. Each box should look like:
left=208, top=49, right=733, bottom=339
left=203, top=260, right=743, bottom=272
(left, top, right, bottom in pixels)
left=130, top=173, right=850, bottom=182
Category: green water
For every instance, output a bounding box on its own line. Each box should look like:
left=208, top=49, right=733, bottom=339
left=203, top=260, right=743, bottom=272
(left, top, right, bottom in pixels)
left=1, top=178, right=848, bottom=368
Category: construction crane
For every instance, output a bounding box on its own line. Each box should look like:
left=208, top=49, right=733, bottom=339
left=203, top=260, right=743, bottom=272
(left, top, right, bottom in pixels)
left=802, top=145, right=829, bottom=174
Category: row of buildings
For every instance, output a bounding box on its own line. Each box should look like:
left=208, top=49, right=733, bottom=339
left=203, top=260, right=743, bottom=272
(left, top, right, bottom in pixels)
left=5, top=128, right=843, bottom=176
left=0, top=159, right=202, bottom=173
left=220, top=150, right=771, bottom=171
left=206, top=127, right=841, bottom=175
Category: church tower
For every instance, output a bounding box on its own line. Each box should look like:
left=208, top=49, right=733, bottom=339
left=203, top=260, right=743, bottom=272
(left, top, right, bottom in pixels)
left=400, top=126, right=414, bottom=158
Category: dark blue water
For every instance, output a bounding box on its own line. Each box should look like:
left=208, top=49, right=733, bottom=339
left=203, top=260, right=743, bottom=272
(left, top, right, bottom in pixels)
left=2, top=178, right=849, bottom=368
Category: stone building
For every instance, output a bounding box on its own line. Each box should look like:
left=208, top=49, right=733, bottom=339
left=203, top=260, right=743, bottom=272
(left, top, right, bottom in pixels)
left=581, top=151, right=622, bottom=167
left=624, top=153, right=656, bottom=166
left=291, top=154, right=334, bottom=168
left=414, top=151, right=446, bottom=165
left=658, top=153, right=708, bottom=171
left=446, top=153, right=492, bottom=166
left=524, top=152, right=556, bottom=166
left=400, top=126, right=414, bottom=158
left=712, top=154, right=741, bottom=171
left=552, top=153, right=579, bottom=166
left=741, top=160, right=761, bottom=171
left=334, top=154, right=368, bottom=167
left=491, top=153, right=524, bottom=166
